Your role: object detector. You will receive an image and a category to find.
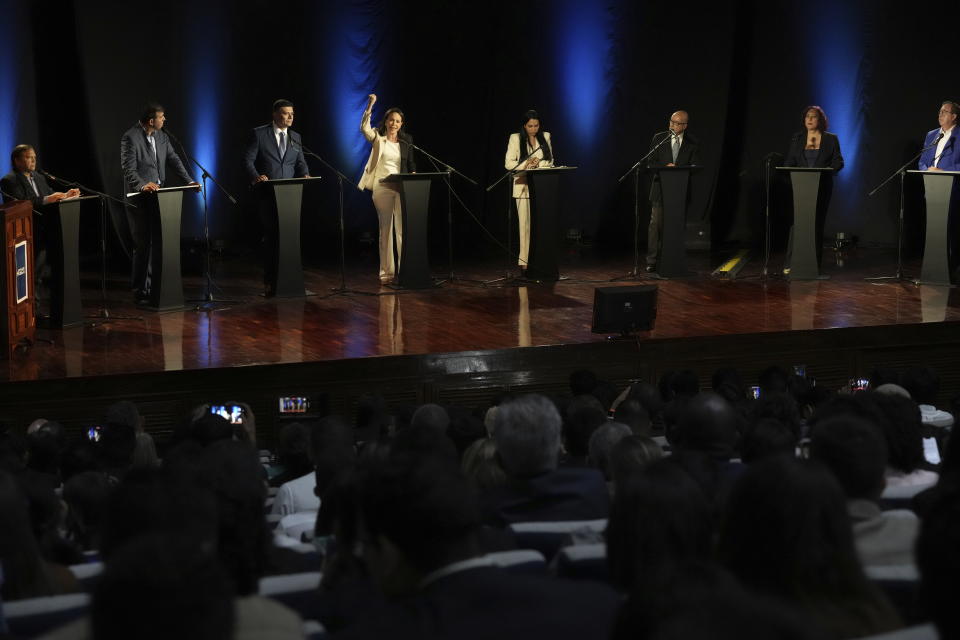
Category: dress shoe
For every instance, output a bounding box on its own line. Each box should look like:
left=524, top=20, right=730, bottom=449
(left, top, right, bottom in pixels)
left=645, top=264, right=656, bottom=273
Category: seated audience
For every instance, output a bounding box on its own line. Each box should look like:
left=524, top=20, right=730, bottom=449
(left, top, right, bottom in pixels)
left=63, top=471, right=113, bottom=553
left=915, top=488, right=960, bottom=639
left=334, top=452, right=620, bottom=639
left=481, top=394, right=609, bottom=525
left=562, top=395, right=607, bottom=467
left=719, top=457, right=901, bottom=639
left=608, top=435, right=664, bottom=493
left=740, top=418, right=797, bottom=464
left=613, top=398, right=652, bottom=437
left=269, top=422, right=313, bottom=488
left=461, top=438, right=507, bottom=491
left=587, top=421, right=632, bottom=483
left=872, top=393, right=938, bottom=498
left=810, top=415, right=920, bottom=568
left=901, top=366, right=953, bottom=428
left=272, top=416, right=356, bottom=517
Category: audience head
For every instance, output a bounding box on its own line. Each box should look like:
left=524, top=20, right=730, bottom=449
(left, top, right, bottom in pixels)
left=606, top=458, right=713, bottom=593
left=614, top=398, right=651, bottom=437
left=608, top=435, right=664, bottom=490
left=461, top=438, right=507, bottom=491
left=750, top=392, right=802, bottom=439
left=310, top=415, right=357, bottom=498
left=63, top=471, right=114, bottom=552
left=563, top=394, right=607, bottom=460
left=25, top=423, right=65, bottom=477
left=0, top=470, right=50, bottom=600
left=718, top=457, right=898, bottom=637
left=390, top=421, right=459, bottom=464
left=809, top=415, right=887, bottom=501
left=189, top=412, right=234, bottom=447
left=671, top=392, right=738, bottom=460
left=758, top=366, right=790, bottom=396
left=356, top=393, right=393, bottom=441
left=916, top=491, right=960, bottom=639
left=275, top=421, right=312, bottom=472
left=740, top=418, right=797, bottom=464
left=91, top=534, right=233, bottom=640
left=104, top=400, right=143, bottom=433
left=410, top=403, right=450, bottom=433
left=588, top=421, right=632, bottom=481
left=493, top=394, right=562, bottom=477
left=711, top=367, right=747, bottom=405
left=98, top=420, right=138, bottom=477
left=901, top=366, right=941, bottom=406
left=358, top=453, right=480, bottom=596
left=871, top=392, right=925, bottom=474
left=446, top=407, right=487, bottom=458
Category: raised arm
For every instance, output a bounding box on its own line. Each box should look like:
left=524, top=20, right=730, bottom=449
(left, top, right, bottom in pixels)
left=361, top=93, right=377, bottom=143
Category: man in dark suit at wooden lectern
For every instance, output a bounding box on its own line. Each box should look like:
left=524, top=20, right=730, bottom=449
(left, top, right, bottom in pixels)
left=242, top=99, right=310, bottom=295
left=646, top=110, right=700, bottom=272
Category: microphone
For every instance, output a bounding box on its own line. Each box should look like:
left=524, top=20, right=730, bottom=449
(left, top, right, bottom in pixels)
left=933, top=131, right=945, bottom=145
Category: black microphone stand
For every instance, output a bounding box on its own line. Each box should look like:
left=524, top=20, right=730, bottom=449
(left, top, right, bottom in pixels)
left=408, top=141, right=479, bottom=285
left=483, top=145, right=544, bottom=287
left=294, top=142, right=377, bottom=298
left=612, top=132, right=674, bottom=281
left=864, top=137, right=942, bottom=284
left=164, top=129, right=241, bottom=310
left=42, top=171, right=143, bottom=323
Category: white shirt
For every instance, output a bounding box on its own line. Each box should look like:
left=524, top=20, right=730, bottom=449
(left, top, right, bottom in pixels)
left=273, top=124, right=289, bottom=155
left=918, top=404, right=954, bottom=428
left=270, top=471, right=319, bottom=516
left=934, top=127, right=953, bottom=167
left=375, top=139, right=402, bottom=184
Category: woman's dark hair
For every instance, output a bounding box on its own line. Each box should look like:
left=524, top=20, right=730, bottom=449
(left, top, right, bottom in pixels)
left=740, top=418, right=797, bottom=464
left=718, top=457, right=900, bottom=638
left=606, top=458, right=713, bottom=593
left=0, top=470, right=52, bottom=600
left=377, top=107, right=410, bottom=142
left=518, top=109, right=552, bottom=162
left=802, top=105, right=829, bottom=132
left=872, top=393, right=925, bottom=473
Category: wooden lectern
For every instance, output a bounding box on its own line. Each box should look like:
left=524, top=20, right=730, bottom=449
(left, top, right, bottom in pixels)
left=0, top=200, right=36, bottom=356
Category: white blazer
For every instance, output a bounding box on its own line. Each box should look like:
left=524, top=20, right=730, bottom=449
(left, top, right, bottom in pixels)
left=504, top=132, right=553, bottom=198
left=358, top=109, right=387, bottom=191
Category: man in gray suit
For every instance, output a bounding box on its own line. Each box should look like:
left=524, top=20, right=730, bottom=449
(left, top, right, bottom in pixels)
left=120, top=103, right=197, bottom=303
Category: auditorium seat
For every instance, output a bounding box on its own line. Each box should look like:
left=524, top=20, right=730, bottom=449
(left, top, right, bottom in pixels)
left=507, top=519, right=607, bottom=560
left=5, top=593, right=90, bottom=638
left=484, top=549, right=548, bottom=575
left=865, top=565, right=923, bottom=625
left=552, top=543, right=609, bottom=582
left=68, top=561, right=104, bottom=591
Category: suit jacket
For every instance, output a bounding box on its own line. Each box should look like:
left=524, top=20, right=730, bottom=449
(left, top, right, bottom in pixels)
left=0, top=170, right=54, bottom=209
left=242, top=124, right=310, bottom=183
left=647, top=130, right=700, bottom=202
left=120, top=124, right=193, bottom=193
left=358, top=109, right=416, bottom=191
left=334, top=565, right=620, bottom=640
left=919, top=127, right=960, bottom=171
left=479, top=466, right=610, bottom=527
left=504, top=132, right=554, bottom=198
left=783, top=130, right=844, bottom=171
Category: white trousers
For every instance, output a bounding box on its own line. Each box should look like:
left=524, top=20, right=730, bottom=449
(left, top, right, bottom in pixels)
left=372, top=187, right=403, bottom=279
left=515, top=197, right=530, bottom=266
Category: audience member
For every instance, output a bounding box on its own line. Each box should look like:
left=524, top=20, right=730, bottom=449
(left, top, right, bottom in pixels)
left=719, top=458, right=901, bottom=639
left=409, top=403, right=450, bottom=432
left=902, top=366, right=953, bottom=428
left=63, top=471, right=114, bottom=552
left=272, top=416, right=356, bottom=517
left=355, top=394, right=393, bottom=442
left=587, top=421, right=632, bottom=482
left=626, top=381, right=666, bottom=434
left=0, top=470, right=78, bottom=601
left=670, top=392, right=741, bottom=471
left=757, top=365, right=790, bottom=396
left=562, top=394, right=607, bottom=466
left=461, top=438, right=507, bottom=491
left=606, top=459, right=713, bottom=595
left=269, top=422, right=313, bottom=487
left=97, top=421, right=138, bottom=482
left=740, top=418, right=797, bottom=464
left=915, top=490, right=960, bottom=639
left=481, top=394, right=609, bottom=525
left=613, top=398, right=652, bottom=437
left=446, top=407, right=487, bottom=458
left=608, top=435, right=664, bottom=492
left=749, top=392, right=803, bottom=440
left=810, top=415, right=920, bottom=568
left=872, top=392, right=938, bottom=498
left=335, top=452, right=620, bottom=639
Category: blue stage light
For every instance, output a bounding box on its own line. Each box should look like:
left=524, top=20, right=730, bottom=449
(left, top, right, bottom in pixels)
left=0, top=1, right=20, bottom=169
left=188, top=14, right=221, bottom=191
left=810, top=2, right=863, bottom=180
left=320, top=3, right=385, bottom=181
left=553, top=0, right=614, bottom=152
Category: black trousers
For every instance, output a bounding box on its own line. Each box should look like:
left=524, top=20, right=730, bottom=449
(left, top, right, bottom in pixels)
left=126, top=197, right=160, bottom=294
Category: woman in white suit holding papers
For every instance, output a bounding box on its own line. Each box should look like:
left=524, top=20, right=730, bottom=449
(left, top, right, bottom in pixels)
left=504, top=110, right=553, bottom=277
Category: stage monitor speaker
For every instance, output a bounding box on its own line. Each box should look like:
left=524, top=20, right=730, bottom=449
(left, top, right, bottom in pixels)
left=591, top=285, right=657, bottom=334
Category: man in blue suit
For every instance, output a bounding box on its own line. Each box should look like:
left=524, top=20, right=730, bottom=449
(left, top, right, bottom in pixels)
left=919, top=101, right=959, bottom=171
left=120, top=103, right=197, bottom=303
left=243, top=99, right=311, bottom=295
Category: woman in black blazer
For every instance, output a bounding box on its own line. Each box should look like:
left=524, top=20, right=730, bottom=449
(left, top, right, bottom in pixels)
left=783, top=105, right=843, bottom=268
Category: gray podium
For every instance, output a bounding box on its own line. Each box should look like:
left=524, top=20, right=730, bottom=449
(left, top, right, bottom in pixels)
left=647, top=166, right=700, bottom=278
left=908, top=169, right=960, bottom=286
left=45, top=195, right=98, bottom=327
left=126, top=184, right=199, bottom=310
left=381, top=172, right=447, bottom=289
left=257, top=176, right=322, bottom=297
left=776, top=166, right=834, bottom=280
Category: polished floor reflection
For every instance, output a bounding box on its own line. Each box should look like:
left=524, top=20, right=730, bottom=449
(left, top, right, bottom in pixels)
left=3, top=249, right=959, bottom=382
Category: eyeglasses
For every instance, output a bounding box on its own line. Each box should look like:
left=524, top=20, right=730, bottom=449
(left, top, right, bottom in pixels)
left=670, top=120, right=689, bottom=126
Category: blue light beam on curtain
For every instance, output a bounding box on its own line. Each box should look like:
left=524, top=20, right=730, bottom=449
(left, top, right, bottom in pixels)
left=0, top=0, right=20, bottom=167
left=810, top=2, right=864, bottom=180
left=187, top=9, right=222, bottom=190
left=553, top=0, right=615, bottom=152
left=320, top=1, right=385, bottom=181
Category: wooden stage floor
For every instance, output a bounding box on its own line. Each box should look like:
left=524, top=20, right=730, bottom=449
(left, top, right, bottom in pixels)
left=4, top=247, right=960, bottom=384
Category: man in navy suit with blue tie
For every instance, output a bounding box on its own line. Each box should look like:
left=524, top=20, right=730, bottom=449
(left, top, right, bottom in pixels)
left=121, top=103, right=198, bottom=304
left=919, top=101, right=960, bottom=172
left=243, top=99, right=310, bottom=295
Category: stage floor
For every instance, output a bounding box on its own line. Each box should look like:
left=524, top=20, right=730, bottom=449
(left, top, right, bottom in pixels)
left=3, top=247, right=959, bottom=383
